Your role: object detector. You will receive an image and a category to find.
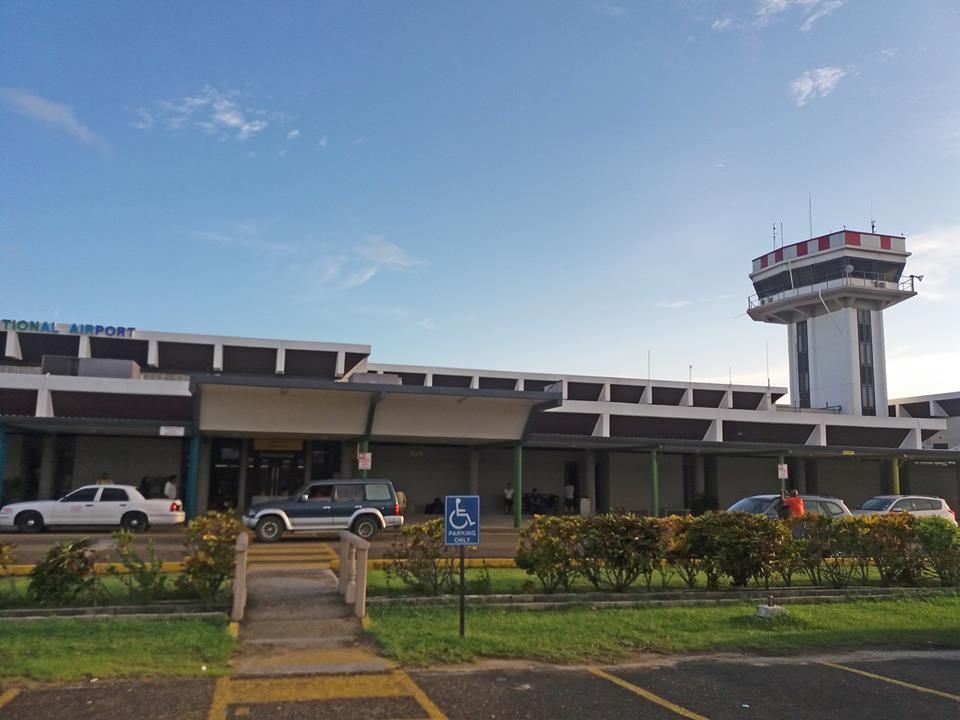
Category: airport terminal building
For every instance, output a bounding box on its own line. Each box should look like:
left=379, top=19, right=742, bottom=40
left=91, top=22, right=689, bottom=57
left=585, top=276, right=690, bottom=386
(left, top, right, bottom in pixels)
left=1, top=230, right=958, bottom=519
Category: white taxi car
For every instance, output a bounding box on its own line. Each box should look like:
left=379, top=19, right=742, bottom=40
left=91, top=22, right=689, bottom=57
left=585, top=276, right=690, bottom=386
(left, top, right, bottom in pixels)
left=0, top=485, right=185, bottom=533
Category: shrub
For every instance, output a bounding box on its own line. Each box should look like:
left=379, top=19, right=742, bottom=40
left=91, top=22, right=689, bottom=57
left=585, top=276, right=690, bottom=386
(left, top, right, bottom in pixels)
left=515, top=515, right=583, bottom=593
left=914, top=517, right=960, bottom=587
left=818, top=518, right=859, bottom=589
left=714, top=513, right=790, bottom=589
left=384, top=519, right=457, bottom=595
left=574, top=513, right=660, bottom=592
left=859, top=514, right=924, bottom=586
left=107, top=530, right=168, bottom=602
left=653, top=516, right=682, bottom=589
left=177, top=511, right=243, bottom=601
left=663, top=514, right=701, bottom=589
left=28, top=539, right=105, bottom=605
left=0, top=540, right=17, bottom=598
left=680, top=513, right=728, bottom=590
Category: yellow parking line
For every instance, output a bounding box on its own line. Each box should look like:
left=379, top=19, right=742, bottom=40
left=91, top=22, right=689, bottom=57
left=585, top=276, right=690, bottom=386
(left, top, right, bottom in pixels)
left=393, top=669, right=449, bottom=719
left=206, top=672, right=426, bottom=720
left=589, top=668, right=709, bottom=720
left=0, top=688, right=21, bottom=708
left=820, top=662, right=960, bottom=702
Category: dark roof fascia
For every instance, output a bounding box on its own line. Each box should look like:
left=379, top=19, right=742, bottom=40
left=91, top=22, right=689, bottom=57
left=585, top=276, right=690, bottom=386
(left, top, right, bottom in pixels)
left=189, top=373, right=563, bottom=406
left=524, top=433, right=960, bottom=461
left=0, top=415, right=195, bottom=435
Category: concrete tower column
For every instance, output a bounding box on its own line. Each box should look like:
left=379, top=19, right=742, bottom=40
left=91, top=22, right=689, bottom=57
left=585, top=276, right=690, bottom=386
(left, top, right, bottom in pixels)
left=583, top=449, right=597, bottom=515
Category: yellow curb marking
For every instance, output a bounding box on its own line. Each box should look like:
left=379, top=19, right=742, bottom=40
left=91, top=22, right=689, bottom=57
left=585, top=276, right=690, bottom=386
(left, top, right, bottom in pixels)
left=589, top=667, right=709, bottom=720
left=0, top=688, right=21, bottom=708
left=393, top=669, right=449, bottom=720
left=206, top=671, right=444, bottom=720
left=820, top=662, right=960, bottom=701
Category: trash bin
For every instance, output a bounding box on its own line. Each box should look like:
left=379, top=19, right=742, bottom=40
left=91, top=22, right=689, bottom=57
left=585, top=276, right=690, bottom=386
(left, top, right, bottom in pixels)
left=579, top=497, right=593, bottom=517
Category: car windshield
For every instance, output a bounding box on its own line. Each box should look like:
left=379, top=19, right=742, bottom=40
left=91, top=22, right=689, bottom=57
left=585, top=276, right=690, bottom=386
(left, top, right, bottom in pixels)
left=728, top=497, right=771, bottom=513
left=859, top=498, right=894, bottom=511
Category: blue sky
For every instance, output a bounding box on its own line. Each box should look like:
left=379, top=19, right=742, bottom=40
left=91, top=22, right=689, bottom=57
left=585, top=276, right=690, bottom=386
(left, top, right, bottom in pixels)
left=1, top=1, right=958, bottom=396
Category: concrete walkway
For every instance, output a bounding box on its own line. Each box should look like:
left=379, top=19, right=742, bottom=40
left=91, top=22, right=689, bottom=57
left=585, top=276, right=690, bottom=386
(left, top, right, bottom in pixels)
left=231, top=542, right=391, bottom=677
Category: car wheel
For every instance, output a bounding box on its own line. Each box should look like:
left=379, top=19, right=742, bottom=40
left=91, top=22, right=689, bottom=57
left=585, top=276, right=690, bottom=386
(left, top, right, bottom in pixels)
left=16, top=511, right=45, bottom=533
left=351, top=516, right=379, bottom=540
left=255, top=516, right=284, bottom=543
left=121, top=512, right=149, bottom=533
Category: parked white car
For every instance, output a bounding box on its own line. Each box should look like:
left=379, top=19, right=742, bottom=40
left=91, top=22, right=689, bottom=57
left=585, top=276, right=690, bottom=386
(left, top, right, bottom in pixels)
left=0, top=485, right=186, bottom=533
left=853, top=495, right=957, bottom=526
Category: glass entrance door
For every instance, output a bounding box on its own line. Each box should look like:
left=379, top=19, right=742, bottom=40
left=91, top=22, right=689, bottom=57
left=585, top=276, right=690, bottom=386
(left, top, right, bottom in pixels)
left=250, top=452, right=304, bottom=504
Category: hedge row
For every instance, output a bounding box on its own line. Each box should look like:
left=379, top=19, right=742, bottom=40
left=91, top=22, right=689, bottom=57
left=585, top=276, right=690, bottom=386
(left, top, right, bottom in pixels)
left=515, top=512, right=960, bottom=593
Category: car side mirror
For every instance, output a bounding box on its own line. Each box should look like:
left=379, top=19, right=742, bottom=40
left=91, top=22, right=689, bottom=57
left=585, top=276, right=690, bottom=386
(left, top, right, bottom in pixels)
left=300, top=494, right=309, bottom=502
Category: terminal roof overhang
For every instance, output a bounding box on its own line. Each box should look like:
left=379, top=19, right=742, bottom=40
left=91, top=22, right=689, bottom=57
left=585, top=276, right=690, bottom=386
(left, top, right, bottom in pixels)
left=189, top=374, right=563, bottom=443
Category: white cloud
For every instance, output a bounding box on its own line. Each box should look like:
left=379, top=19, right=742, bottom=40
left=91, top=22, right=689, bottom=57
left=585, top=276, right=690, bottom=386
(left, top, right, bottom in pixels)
left=190, top=224, right=296, bottom=254
left=798, top=0, right=845, bottom=32
left=352, top=136, right=365, bottom=145
left=789, top=66, right=846, bottom=107
left=343, top=266, right=379, bottom=288
left=318, top=135, right=328, bottom=149
left=592, top=1, right=627, bottom=17
left=656, top=300, right=692, bottom=310
left=417, top=318, right=438, bottom=331
left=286, top=129, right=300, bottom=141
left=133, top=86, right=277, bottom=142
left=756, top=0, right=789, bottom=21
left=711, top=18, right=733, bottom=31
left=355, top=236, right=426, bottom=268
left=907, top=226, right=960, bottom=302
left=0, top=88, right=106, bottom=148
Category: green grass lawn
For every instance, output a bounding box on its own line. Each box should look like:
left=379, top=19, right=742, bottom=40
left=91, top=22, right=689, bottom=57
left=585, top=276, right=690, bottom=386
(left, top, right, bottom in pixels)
left=0, top=617, right=235, bottom=681
left=365, top=564, right=909, bottom=597
left=366, top=596, right=960, bottom=666
left=0, top=574, right=204, bottom=609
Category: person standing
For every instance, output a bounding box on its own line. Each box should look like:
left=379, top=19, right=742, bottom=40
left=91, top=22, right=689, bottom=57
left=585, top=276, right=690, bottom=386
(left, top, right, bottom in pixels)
left=163, top=475, right=178, bottom=500
left=564, top=481, right=576, bottom=514
left=503, top=482, right=514, bottom=515
left=780, top=488, right=805, bottom=518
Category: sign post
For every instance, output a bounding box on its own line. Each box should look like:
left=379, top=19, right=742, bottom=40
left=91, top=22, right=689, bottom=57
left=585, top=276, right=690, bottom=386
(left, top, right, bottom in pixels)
left=444, top=495, right=479, bottom=638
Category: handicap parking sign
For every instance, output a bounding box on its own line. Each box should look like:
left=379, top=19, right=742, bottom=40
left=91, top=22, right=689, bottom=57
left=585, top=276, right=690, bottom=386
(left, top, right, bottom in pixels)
left=444, top=495, right=480, bottom=546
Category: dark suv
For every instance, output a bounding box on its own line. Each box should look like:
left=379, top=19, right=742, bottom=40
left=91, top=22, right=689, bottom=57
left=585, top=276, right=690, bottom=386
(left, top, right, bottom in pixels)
left=242, top=478, right=404, bottom=542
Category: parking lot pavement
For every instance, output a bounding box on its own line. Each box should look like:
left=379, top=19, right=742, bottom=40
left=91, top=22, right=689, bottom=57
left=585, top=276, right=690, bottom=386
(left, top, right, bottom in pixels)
left=1, top=655, right=958, bottom=719
left=411, top=655, right=960, bottom=720
left=0, top=679, right=215, bottom=720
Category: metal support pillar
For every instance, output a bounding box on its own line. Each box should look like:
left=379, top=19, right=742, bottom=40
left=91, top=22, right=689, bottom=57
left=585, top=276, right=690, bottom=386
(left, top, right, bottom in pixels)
left=359, top=437, right=369, bottom=479
left=513, top=444, right=523, bottom=529
left=778, top=453, right=786, bottom=493
left=303, top=440, right=313, bottom=485
left=650, top=450, right=660, bottom=517
left=0, top=425, right=6, bottom=506
left=186, top=434, right=200, bottom=520
left=468, top=448, right=480, bottom=495
left=891, top=458, right=901, bottom=495
left=38, top=435, right=56, bottom=499
left=237, top=439, right=249, bottom=512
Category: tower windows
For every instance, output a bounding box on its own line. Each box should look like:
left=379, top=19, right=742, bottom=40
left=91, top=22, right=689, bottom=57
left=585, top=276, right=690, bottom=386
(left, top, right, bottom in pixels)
left=857, top=310, right=876, bottom=416
left=796, top=321, right=810, bottom=409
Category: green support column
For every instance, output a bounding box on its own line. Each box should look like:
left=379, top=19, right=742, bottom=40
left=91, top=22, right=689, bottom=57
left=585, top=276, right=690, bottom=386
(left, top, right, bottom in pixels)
left=513, top=444, right=523, bottom=529
left=778, top=453, right=786, bottom=493
left=0, top=425, right=7, bottom=507
left=185, top=434, right=200, bottom=520
left=650, top=450, right=660, bottom=517
left=360, top=437, right=369, bottom=479
left=891, top=457, right=901, bottom=495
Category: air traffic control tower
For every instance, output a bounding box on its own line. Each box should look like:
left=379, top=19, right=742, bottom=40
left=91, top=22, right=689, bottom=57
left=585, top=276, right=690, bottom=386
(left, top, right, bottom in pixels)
left=748, top=229, right=919, bottom=417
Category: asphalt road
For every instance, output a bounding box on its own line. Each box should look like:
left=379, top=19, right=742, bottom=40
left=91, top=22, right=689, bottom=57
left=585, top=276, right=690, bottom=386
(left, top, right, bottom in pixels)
left=2, top=526, right=521, bottom=563
left=2, top=653, right=958, bottom=720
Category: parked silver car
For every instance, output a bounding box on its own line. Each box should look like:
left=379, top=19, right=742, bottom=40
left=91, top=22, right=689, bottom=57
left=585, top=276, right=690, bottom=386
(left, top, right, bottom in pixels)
left=727, top=494, right=853, bottom=519
left=854, top=495, right=957, bottom=526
